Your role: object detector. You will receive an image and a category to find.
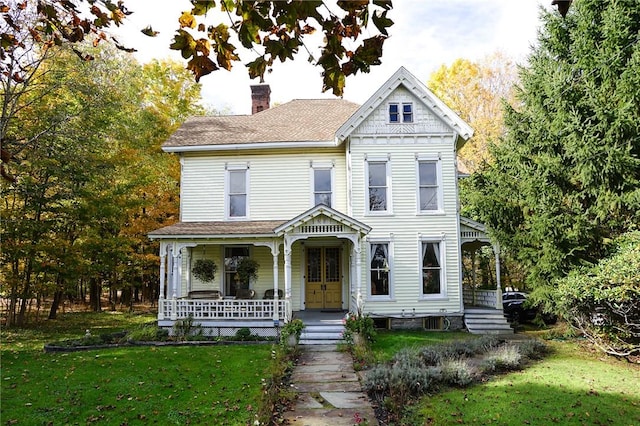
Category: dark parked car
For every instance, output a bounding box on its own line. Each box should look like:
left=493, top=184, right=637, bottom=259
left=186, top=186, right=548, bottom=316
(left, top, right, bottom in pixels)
left=502, top=292, right=557, bottom=324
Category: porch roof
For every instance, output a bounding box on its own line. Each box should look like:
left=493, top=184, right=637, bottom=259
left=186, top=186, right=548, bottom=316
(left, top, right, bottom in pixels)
left=460, top=216, right=491, bottom=244
left=274, top=204, right=371, bottom=235
left=148, top=220, right=286, bottom=239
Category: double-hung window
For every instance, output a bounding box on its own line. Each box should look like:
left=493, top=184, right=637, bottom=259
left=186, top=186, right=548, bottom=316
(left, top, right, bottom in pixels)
left=227, top=165, right=248, bottom=219
left=417, top=159, right=441, bottom=212
left=389, top=102, right=413, bottom=123
left=312, top=167, right=333, bottom=207
left=367, top=159, right=391, bottom=213
left=369, top=242, right=391, bottom=297
left=421, top=240, right=444, bottom=297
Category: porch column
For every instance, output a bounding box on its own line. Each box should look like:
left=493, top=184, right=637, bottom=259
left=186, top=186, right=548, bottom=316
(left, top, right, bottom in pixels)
left=494, top=243, right=502, bottom=309
left=171, top=246, right=179, bottom=320
left=272, top=243, right=280, bottom=325
left=184, top=247, right=192, bottom=295
left=355, top=237, right=363, bottom=311
left=284, top=238, right=292, bottom=319
left=159, top=243, right=166, bottom=319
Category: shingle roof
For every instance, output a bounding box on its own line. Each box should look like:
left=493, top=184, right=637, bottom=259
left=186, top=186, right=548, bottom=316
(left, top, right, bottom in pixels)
left=149, top=221, right=286, bottom=238
left=163, top=99, right=360, bottom=148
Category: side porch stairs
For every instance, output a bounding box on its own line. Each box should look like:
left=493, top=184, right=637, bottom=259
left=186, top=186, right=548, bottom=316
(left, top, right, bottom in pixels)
left=464, top=307, right=514, bottom=335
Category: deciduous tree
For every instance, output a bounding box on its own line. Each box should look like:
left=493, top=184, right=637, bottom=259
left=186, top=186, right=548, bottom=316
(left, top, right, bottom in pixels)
left=1, top=0, right=393, bottom=97
left=428, top=52, right=518, bottom=173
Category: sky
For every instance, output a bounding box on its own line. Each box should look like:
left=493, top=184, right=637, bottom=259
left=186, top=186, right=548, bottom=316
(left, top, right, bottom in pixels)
left=112, top=0, right=553, bottom=115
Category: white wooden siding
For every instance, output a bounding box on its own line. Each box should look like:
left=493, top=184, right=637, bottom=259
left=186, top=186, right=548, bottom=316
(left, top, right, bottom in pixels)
left=181, top=149, right=347, bottom=222
left=349, top=85, right=463, bottom=315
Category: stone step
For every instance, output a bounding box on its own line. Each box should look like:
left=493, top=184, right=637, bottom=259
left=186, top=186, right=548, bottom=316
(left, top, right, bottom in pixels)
left=299, top=339, right=344, bottom=346
left=299, top=324, right=346, bottom=345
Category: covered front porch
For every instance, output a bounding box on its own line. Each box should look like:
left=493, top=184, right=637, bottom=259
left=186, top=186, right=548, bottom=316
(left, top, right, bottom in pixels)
left=149, top=205, right=371, bottom=335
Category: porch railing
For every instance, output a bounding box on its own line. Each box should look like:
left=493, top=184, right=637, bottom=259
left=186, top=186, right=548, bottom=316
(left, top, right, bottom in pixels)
left=463, top=288, right=502, bottom=309
left=159, top=298, right=290, bottom=321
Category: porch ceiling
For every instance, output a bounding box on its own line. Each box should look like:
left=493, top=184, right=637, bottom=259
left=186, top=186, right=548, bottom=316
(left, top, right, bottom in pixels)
left=148, top=220, right=286, bottom=239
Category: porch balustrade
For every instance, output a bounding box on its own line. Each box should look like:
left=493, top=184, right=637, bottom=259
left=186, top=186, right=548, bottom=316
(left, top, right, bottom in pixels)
left=159, top=298, right=289, bottom=321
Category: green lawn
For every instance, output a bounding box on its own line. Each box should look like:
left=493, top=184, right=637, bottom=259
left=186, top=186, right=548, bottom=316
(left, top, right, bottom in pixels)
left=1, top=312, right=274, bottom=425
left=368, top=331, right=640, bottom=426
left=371, top=329, right=473, bottom=362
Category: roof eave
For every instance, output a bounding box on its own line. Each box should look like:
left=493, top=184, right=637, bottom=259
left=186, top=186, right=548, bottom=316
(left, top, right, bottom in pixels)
left=148, top=232, right=277, bottom=240
left=162, top=140, right=341, bottom=153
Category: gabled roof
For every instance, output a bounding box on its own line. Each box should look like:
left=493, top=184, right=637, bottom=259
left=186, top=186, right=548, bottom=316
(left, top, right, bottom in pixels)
left=274, top=204, right=371, bottom=235
left=163, top=99, right=360, bottom=153
left=336, top=67, right=474, bottom=150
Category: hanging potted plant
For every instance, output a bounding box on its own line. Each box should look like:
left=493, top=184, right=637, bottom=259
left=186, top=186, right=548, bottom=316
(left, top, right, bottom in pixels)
left=236, top=258, right=259, bottom=289
left=192, top=259, right=218, bottom=283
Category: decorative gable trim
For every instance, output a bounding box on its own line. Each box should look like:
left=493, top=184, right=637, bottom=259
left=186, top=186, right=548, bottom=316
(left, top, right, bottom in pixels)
left=336, top=67, right=474, bottom=150
left=460, top=216, right=490, bottom=244
left=274, top=205, right=371, bottom=236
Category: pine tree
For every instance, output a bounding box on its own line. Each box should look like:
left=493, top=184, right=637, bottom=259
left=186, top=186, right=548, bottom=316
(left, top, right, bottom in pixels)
left=467, top=0, right=640, bottom=296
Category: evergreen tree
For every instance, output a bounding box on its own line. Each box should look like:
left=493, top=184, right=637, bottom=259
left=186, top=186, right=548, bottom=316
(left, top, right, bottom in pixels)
left=467, top=0, right=640, bottom=302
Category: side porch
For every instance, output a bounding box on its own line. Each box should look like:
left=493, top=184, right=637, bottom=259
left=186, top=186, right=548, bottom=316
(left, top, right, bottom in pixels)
left=460, top=217, right=513, bottom=334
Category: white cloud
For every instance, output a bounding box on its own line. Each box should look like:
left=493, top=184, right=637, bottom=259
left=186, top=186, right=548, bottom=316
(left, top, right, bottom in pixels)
left=112, top=0, right=550, bottom=115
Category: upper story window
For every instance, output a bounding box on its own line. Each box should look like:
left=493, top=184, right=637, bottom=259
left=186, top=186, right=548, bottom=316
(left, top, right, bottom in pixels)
left=227, top=165, right=248, bottom=218
left=312, top=167, right=332, bottom=207
left=367, top=159, right=391, bottom=213
left=421, top=241, right=443, bottom=296
left=389, top=102, right=413, bottom=123
left=418, top=160, right=441, bottom=212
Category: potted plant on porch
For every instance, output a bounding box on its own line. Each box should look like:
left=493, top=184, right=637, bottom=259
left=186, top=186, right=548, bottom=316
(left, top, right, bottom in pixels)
left=235, top=257, right=259, bottom=290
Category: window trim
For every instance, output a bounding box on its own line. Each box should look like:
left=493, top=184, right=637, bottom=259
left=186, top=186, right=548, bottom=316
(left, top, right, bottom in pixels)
left=310, top=162, right=335, bottom=208
left=388, top=103, right=400, bottom=123
left=418, top=237, right=447, bottom=299
left=367, top=239, right=394, bottom=301
left=389, top=102, right=413, bottom=123
left=416, top=155, right=444, bottom=215
left=402, top=102, right=414, bottom=123
left=225, top=164, right=249, bottom=220
left=365, top=157, right=392, bottom=215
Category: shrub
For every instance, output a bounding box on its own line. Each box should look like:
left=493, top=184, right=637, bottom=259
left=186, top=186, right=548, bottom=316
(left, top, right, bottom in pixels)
left=516, top=339, right=549, bottom=360
left=127, top=324, right=169, bottom=342
left=234, top=327, right=253, bottom=341
left=480, top=345, right=522, bottom=373
left=172, top=315, right=203, bottom=341
left=440, top=358, right=475, bottom=386
left=554, top=230, right=640, bottom=359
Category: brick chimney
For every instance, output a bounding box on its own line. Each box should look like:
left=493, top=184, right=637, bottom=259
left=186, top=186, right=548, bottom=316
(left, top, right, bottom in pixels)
left=250, top=84, right=270, bottom=114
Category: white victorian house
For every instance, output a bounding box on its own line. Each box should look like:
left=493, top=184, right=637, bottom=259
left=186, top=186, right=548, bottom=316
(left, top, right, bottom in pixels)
left=149, top=67, right=511, bottom=338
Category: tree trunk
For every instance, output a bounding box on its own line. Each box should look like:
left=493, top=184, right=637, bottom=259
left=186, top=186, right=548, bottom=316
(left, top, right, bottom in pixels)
left=89, top=278, right=101, bottom=312
left=49, top=290, right=64, bottom=319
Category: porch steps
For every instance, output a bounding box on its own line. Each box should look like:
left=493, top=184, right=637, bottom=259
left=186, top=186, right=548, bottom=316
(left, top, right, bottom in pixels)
left=299, top=324, right=346, bottom=345
left=464, top=308, right=514, bottom=335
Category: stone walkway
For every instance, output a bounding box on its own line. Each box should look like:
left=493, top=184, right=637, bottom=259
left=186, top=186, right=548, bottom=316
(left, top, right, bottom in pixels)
left=283, top=345, right=378, bottom=426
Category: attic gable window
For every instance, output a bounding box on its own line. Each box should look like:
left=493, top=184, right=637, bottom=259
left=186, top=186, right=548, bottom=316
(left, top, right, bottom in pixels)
left=389, top=102, right=413, bottom=123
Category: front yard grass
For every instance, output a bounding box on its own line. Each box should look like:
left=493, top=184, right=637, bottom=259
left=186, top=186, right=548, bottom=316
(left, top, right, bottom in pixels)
left=1, top=312, right=274, bottom=425
left=414, top=339, right=640, bottom=425
left=366, top=330, right=640, bottom=426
